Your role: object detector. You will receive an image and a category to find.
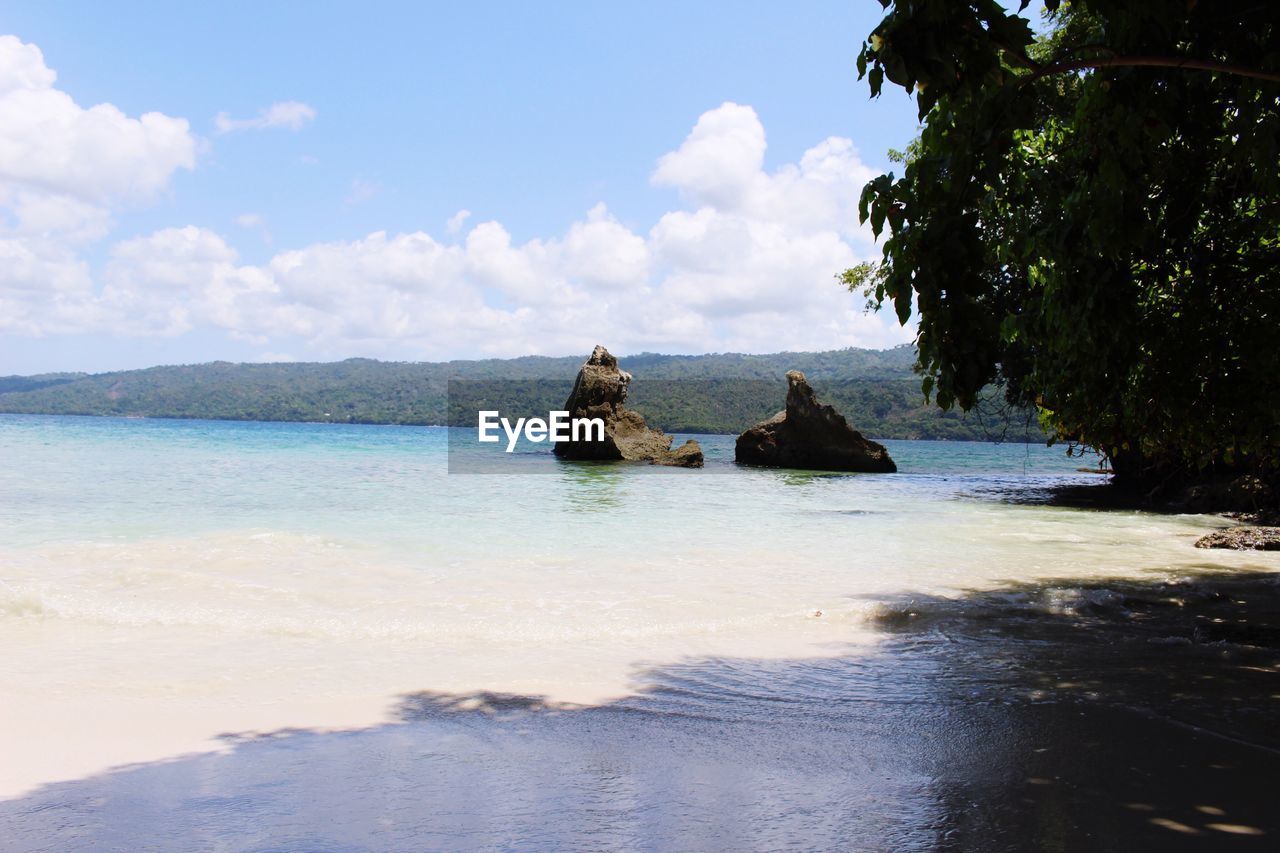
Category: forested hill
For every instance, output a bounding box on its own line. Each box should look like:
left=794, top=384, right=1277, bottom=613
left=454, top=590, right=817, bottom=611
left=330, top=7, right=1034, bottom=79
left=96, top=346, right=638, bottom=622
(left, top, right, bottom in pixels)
left=0, top=346, right=1044, bottom=441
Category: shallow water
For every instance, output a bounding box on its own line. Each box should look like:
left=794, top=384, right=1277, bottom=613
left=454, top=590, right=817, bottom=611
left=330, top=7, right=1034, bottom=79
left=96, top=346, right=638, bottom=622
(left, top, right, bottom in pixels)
left=1, top=414, right=1277, bottom=847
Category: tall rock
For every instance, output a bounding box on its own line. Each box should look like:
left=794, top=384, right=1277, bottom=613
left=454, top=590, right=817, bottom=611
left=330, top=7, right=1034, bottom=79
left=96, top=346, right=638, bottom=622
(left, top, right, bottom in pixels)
left=735, top=370, right=896, bottom=472
left=554, top=345, right=703, bottom=468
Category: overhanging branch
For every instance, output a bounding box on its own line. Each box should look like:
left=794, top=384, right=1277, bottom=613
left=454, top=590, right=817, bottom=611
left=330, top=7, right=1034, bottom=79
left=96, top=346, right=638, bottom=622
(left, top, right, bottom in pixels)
left=1026, top=54, right=1280, bottom=84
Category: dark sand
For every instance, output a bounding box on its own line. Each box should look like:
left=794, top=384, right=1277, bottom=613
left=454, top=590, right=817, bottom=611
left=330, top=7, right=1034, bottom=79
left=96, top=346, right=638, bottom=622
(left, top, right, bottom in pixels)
left=2, top=569, right=1278, bottom=851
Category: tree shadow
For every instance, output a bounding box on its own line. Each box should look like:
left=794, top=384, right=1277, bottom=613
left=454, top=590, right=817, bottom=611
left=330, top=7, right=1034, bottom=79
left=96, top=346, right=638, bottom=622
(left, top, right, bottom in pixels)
left=2, top=569, right=1278, bottom=851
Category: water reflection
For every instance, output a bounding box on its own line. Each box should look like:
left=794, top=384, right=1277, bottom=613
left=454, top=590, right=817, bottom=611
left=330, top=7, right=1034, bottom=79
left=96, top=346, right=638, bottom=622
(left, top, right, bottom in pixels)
left=556, top=459, right=628, bottom=512
left=762, top=467, right=857, bottom=487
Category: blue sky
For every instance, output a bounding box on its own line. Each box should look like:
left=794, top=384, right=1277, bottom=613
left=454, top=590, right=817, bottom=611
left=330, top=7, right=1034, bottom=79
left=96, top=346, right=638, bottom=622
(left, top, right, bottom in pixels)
left=0, top=1, right=924, bottom=374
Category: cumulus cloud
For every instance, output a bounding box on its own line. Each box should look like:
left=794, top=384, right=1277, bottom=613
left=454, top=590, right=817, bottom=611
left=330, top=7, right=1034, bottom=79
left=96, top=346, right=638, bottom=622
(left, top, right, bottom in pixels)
left=0, top=236, right=96, bottom=335
left=0, top=37, right=195, bottom=209
left=652, top=101, right=766, bottom=210
left=214, top=100, right=316, bottom=134
left=0, top=34, right=195, bottom=335
left=96, top=103, right=905, bottom=356
left=99, top=226, right=277, bottom=336
left=559, top=203, right=650, bottom=291
left=5, top=86, right=912, bottom=357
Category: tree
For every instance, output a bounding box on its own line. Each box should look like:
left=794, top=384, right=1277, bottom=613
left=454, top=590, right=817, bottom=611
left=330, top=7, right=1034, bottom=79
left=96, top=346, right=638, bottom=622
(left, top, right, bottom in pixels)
left=851, top=0, right=1280, bottom=491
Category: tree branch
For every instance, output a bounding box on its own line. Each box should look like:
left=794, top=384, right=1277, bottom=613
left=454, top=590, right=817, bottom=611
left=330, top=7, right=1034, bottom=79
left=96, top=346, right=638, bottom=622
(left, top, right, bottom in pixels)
left=1027, top=54, right=1280, bottom=84
left=988, top=37, right=1042, bottom=73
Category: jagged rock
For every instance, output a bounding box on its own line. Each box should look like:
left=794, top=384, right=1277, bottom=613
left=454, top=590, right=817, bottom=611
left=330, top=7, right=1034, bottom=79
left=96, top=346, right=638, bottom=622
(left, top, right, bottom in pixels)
left=1194, top=527, right=1280, bottom=550
left=653, top=440, right=704, bottom=467
left=553, top=345, right=702, bottom=468
left=735, top=370, right=896, bottom=473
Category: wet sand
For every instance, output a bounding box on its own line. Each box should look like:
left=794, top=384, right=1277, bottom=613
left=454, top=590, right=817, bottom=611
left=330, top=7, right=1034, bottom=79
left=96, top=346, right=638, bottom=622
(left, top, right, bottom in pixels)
left=3, top=568, right=1277, bottom=851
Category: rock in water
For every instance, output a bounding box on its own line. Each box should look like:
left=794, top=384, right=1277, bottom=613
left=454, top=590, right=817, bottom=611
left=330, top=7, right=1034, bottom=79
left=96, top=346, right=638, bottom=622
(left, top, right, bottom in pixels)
left=1195, top=527, right=1280, bottom=550
left=653, top=439, right=704, bottom=467
left=735, top=370, right=896, bottom=473
left=553, top=345, right=703, bottom=468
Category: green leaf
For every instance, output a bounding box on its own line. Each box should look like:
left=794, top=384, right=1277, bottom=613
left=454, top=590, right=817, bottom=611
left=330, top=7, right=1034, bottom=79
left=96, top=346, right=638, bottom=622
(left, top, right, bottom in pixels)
left=868, top=66, right=884, bottom=97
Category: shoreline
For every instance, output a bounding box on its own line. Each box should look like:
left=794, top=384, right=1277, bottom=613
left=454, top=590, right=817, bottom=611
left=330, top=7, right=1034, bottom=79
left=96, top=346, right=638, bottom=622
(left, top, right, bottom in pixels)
left=0, top=410, right=1049, bottom=444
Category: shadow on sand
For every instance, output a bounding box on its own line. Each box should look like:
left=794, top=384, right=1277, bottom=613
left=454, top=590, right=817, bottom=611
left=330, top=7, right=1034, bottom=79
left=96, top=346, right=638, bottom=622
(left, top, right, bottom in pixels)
left=2, top=569, right=1278, bottom=851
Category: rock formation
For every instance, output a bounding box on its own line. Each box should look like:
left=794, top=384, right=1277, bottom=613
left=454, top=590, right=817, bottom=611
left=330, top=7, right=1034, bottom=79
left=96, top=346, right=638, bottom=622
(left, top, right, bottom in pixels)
left=1194, top=527, right=1280, bottom=550
left=652, top=439, right=704, bottom=467
left=553, top=345, right=703, bottom=468
left=735, top=370, right=896, bottom=472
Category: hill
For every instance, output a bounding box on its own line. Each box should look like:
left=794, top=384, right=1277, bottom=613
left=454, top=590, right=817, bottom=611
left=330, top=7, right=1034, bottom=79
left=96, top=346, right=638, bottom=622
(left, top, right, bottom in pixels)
left=0, top=346, right=1045, bottom=441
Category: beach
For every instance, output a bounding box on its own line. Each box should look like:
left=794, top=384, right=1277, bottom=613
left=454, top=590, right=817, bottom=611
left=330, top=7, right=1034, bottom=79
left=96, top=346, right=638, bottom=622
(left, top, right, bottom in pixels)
left=1, top=414, right=1277, bottom=847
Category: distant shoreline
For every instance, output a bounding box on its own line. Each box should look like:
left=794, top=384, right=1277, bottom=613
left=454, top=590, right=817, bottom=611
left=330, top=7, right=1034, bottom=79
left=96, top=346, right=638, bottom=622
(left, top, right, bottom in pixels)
left=0, top=410, right=1055, bottom=444
left=0, top=347, right=1047, bottom=443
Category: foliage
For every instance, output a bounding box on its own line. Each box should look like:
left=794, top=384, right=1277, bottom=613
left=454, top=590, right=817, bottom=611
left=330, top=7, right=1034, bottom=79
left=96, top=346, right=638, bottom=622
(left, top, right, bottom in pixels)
left=0, top=348, right=1043, bottom=442
left=853, top=0, right=1280, bottom=484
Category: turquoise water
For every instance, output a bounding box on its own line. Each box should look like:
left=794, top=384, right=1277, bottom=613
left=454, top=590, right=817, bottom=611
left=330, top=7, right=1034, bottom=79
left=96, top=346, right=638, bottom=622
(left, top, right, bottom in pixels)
left=1, top=413, right=1088, bottom=548
left=0, top=413, right=1264, bottom=801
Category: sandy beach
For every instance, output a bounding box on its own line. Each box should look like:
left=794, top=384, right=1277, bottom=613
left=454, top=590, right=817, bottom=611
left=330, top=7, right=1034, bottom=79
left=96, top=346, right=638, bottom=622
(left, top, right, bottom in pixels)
left=4, top=567, right=1278, bottom=850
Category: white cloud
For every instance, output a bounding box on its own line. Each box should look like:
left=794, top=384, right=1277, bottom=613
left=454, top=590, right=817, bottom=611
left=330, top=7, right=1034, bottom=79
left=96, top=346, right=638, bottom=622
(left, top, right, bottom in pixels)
left=5, top=89, right=912, bottom=358
left=652, top=101, right=766, bottom=210
left=637, top=102, right=893, bottom=347
left=0, top=37, right=195, bottom=210
left=653, top=102, right=875, bottom=239
left=0, top=34, right=195, bottom=335
left=100, top=226, right=271, bottom=336
left=558, top=203, right=650, bottom=290
left=0, top=237, right=96, bottom=335
left=214, top=100, right=316, bottom=134
left=445, top=209, right=471, bottom=236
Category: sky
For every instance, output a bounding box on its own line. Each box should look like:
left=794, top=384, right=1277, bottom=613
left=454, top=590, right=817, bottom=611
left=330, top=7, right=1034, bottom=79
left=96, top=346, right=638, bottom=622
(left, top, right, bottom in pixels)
left=0, top=0, right=925, bottom=375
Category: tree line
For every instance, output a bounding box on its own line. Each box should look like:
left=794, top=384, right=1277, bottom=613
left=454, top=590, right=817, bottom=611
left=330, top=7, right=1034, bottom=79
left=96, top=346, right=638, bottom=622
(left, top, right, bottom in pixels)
left=0, top=347, right=1043, bottom=441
